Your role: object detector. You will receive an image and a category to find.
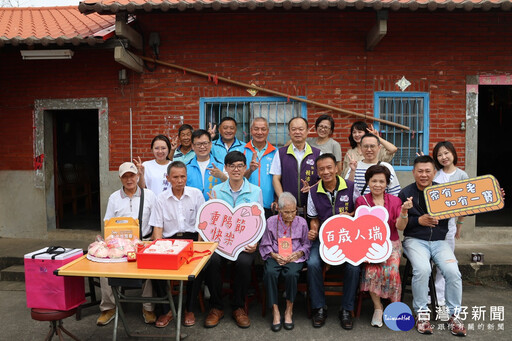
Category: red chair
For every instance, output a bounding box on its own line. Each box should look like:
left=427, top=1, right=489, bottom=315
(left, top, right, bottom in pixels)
left=31, top=308, right=80, bottom=341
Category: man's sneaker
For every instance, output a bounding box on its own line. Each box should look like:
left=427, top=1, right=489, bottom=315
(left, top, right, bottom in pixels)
left=447, top=315, right=467, bottom=336
left=97, top=308, right=116, bottom=326
left=143, top=308, right=157, bottom=324
left=416, top=317, right=433, bottom=334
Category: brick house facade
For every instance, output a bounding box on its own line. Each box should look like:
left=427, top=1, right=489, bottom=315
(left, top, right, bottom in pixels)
left=0, top=4, right=511, bottom=240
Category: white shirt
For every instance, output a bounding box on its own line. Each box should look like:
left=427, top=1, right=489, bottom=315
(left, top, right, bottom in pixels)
left=269, top=143, right=310, bottom=176
left=149, top=186, right=205, bottom=238
left=104, top=187, right=157, bottom=238
left=143, top=159, right=171, bottom=195
left=197, top=159, right=210, bottom=186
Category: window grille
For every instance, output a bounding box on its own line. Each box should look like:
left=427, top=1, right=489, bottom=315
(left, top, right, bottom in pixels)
left=200, top=97, right=307, bottom=148
left=374, top=92, right=430, bottom=170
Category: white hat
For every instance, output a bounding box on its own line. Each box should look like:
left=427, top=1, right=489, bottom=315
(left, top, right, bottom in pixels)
left=119, top=162, right=138, bottom=177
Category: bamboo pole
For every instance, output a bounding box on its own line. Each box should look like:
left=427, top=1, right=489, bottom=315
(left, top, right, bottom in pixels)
left=139, top=56, right=410, bottom=131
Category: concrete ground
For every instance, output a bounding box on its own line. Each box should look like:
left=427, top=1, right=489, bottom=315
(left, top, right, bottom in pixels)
left=1, top=237, right=512, bottom=340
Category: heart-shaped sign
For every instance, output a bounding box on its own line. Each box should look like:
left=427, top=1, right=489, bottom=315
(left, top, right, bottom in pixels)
left=319, top=206, right=392, bottom=266
left=195, top=199, right=266, bottom=261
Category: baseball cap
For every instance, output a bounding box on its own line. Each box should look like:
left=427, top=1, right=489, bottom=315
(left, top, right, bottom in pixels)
left=119, top=162, right=138, bottom=177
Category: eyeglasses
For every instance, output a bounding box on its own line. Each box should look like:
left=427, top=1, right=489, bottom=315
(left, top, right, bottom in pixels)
left=227, top=163, right=246, bottom=170
left=193, top=142, right=210, bottom=148
left=317, top=125, right=331, bottom=131
left=362, top=144, right=378, bottom=150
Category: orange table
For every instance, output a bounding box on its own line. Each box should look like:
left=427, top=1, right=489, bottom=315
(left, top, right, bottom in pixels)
left=55, top=242, right=217, bottom=340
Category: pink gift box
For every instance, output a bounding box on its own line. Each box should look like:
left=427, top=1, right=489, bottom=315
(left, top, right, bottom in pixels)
left=24, top=247, right=85, bottom=310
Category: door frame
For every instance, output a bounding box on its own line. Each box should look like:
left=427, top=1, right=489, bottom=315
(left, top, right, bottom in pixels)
left=466, top=75, right=511, bottom=241
left=33, top=98, right=108, bottom=231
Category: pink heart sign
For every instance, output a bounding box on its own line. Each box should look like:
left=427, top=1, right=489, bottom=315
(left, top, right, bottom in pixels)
left=195, top=199, right=266, bottom=261
left=319, top=206, right=392, bottom=266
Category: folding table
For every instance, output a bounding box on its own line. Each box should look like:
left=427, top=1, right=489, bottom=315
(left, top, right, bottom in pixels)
left=55, top=241, right=216, bottom=340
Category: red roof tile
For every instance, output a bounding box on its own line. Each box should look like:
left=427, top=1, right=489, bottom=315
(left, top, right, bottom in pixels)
left=0, top=6, right=116, bottom=47
left=79, top=0, right=512, bottom=14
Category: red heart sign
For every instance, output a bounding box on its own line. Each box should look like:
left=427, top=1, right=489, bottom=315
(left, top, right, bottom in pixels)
left=195, top=200, right=266, bottom=261
left=319, top=206, right=392, bottom=266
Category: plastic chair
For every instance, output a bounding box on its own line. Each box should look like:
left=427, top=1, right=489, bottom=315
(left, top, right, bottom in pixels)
left=31, top=308, right=80, bottom=341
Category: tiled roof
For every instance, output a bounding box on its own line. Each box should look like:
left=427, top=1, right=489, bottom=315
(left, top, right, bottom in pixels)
left=79, top=0, right=512, bottom=14
left=0, top=6, right=116, bottom=47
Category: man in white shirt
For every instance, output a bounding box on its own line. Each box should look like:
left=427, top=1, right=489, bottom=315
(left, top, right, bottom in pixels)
left=345, top=133, right=401, bottom=196
left=150, top=161, right=206, bottom=328
left=98, top=162, right=157, bottom=326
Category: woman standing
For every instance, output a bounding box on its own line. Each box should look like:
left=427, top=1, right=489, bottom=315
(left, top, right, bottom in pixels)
left=433, top=141, right=468, bottom=306
left=133, top=134, right=172, bottom=328
left=342, top=121, right=398, bottom=177
left=307, top=115, right=343, bottom=175
left=134, top=134, right=172, bottom=195
left=259, top=192, right=311, bottom=332
left=355, top=165, right=412, bottom=327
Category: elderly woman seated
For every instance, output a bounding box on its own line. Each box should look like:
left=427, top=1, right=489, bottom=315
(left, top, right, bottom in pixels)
left=259, top=192, right=312, bottom=332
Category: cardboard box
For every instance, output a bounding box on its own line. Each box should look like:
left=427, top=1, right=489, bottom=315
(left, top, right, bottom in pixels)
left=137, top=239, right=193, bottom=270
left=104, top=216, right=140, bottom=240
left=24, top=247, right=85, bottom=310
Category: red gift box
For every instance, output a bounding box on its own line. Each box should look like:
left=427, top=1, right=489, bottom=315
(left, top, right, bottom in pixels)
left=24, top=247, right=85, bottom=310
left=136, top=239, right=193, bottom=270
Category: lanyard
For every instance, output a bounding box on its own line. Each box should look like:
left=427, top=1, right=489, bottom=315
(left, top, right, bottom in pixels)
left=277, top=215, right=291, bottom=237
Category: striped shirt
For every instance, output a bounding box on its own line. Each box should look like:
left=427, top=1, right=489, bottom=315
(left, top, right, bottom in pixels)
left=345, top=160, right=401, bottom=196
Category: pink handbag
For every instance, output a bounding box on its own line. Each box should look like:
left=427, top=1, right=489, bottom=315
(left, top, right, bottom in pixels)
left=24, top=247, right=85, bottom=310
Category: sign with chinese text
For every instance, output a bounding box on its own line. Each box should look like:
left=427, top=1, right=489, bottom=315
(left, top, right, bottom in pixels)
left=319, top=206, right=392, bottom=266
left=195, top=199, right=266, bottom=261
left=424, top=175, right=504, bottom=220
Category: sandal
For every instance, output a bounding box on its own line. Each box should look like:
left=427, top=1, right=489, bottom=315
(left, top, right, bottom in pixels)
left=155, top=311, right=174, bottom=328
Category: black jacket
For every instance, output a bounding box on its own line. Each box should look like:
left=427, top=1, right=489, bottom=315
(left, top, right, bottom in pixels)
left=398, top=182, right=449, bottom=241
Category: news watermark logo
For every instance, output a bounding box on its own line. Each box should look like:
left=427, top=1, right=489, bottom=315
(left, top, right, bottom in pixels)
left=383, top=302, right=415, bottom=331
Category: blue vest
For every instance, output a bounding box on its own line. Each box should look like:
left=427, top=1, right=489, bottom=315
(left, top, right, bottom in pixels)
left=211, top=178, right=262, bottom=207
left=186, top=155, right=225, bottom=201
left=308, top=176, right=356, bottom=225
left=244, top=141, right=277, bottom=209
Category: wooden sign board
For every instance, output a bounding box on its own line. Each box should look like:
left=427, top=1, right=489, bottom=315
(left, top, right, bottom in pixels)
left=424, top=175, right=504, bottom=220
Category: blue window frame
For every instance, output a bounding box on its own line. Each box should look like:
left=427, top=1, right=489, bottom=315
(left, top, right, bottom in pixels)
left=374, top=92, right=430, bottom=171
left=200, top=97, right=308, bottom=148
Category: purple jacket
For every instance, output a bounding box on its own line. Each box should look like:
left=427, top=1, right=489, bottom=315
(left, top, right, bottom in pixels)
left=308, top=176, right=356, bottom=225
left=259, top=214, right=311, bottom=263
left=278, top=143, right=320, bottom=207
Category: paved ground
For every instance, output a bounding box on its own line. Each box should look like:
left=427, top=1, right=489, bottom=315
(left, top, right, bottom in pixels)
left=1, top=237, right=512, bottom=340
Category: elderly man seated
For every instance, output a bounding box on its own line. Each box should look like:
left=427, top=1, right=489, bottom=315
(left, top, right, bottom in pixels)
left=259, top=192, right=312, bottom=332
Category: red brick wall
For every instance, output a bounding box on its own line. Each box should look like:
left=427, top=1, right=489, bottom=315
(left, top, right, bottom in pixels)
left=1, top=10, right=512, bottom=170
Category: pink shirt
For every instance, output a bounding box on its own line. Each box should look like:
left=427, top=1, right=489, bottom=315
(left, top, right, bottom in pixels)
left=355, top=193, right=402, bottom=241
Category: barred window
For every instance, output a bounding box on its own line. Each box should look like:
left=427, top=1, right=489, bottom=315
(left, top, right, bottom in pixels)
left=200, top=97, right=307, bottom=148
left=374, top=92, right=430, bottom=170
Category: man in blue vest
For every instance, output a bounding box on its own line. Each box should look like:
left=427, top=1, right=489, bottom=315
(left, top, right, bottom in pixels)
left=270, top=116, right=321, bottom=216
left=307, top=153, right=359, bottom=329
left=244, top=117, right=277, bottom=219
left=203, top=151, right=263, bottom=329
left=210, top=117, right=245, bottom=163
left=186, top=129, right=227, bottom=201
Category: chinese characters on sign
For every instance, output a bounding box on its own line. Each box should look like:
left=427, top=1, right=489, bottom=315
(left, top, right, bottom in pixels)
left=424, top=175, right=503, bottom=219
left=418, top=305, right=505, bottom=332
left=195, top=199, right=265, bottom=261
left=319, top=206, right=392, bottom=266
